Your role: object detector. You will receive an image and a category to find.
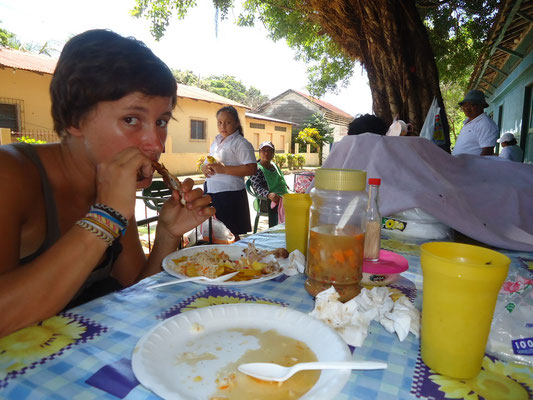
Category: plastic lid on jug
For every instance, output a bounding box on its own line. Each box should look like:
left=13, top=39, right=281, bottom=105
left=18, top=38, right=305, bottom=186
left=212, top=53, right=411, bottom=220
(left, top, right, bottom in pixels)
left=368, top=178, right=381, bottom=186
left=314, top=168, right=366, bottom=191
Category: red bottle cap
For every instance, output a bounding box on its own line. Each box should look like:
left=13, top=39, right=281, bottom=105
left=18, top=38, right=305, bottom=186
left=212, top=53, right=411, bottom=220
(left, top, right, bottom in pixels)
left=368, top=178, right=381, bottom=185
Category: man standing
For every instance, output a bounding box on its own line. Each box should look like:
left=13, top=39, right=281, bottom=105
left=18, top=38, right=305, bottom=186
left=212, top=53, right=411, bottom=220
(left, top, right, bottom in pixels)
left=497, top=132, right=524, bottom=162
left=452, top=90, right=499, bottom=156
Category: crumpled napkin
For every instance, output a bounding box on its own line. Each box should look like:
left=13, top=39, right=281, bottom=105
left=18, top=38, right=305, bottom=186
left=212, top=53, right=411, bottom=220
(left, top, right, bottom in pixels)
left=278, top=249, right=306, bottom=276
left=309, top=286, right=420, bottom=347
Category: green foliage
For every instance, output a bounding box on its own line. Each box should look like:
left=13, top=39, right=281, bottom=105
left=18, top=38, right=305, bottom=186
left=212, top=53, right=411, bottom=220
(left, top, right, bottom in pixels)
left=172, top=69, right=206, bottom=88
left=132, top=1, right=499, bottom=100
left=296, top=113, right=334, bottom=165
left=440, top=78, right=469, bottom=148
left=1, top=22, right=59, bottom=56
left=172, top=69, right=268, bottom=108
left=286, top=153, right=296, bottom=170
left=17, top=136, right=47, bottom=144
left=0, top=23, right=20, bottom=48
left=274, top=154, right=286, bottom=169
left=419, top=0, right=499, bottom=85
left=295, top=154, right=305, bottom=169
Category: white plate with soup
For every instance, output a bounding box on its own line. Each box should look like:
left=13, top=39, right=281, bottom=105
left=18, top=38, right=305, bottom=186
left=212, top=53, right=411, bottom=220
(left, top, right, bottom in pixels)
left=131, top=304, right=351, bottom=400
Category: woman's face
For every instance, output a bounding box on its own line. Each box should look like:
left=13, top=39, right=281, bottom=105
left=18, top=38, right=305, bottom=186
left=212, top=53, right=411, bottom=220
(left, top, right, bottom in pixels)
left=259, top=146, right=274, bottom=163
left=217, top=111, right=239, bottom=137
left=72, top=92, right=173, bottom=167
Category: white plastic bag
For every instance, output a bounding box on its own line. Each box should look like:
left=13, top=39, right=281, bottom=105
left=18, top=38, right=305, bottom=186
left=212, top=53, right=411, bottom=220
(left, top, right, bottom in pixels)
left=420, top=97, right=445, bottom=146
left=185, top=218, right=235, bottom=245
left=486, top=266, right=533, bottom=366
left=381, top=208, right=453, bottom=240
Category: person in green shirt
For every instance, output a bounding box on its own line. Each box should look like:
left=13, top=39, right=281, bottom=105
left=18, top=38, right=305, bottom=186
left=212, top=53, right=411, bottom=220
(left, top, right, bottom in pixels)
left=249, top=141, right=290, bottom=227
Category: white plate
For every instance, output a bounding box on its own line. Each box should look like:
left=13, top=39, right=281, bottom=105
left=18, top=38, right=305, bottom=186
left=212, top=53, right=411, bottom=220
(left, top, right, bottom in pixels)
left=132, top=304, right=351, bottom=400
left=161, top=244, right=284, bottom=286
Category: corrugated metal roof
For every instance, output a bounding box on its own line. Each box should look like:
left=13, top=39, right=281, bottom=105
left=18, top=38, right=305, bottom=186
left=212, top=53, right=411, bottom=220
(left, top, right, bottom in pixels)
left=245, top=112, right=297, bottom=125
left=0, top=47, right=56, bottom=74
left=177, top=84, right=250, bottom=109
left=293, top=90, right=353, bottom=119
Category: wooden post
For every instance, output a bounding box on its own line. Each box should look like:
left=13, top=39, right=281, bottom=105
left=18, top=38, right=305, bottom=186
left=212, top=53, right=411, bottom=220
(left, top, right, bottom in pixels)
left=0, top=128, right=12, bottom=145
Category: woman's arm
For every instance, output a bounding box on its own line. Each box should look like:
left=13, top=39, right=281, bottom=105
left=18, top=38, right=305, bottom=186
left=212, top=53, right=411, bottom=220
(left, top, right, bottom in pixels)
left=210, top=162, right=257, bottom=177
left=0, top=211, right=110, bottom=337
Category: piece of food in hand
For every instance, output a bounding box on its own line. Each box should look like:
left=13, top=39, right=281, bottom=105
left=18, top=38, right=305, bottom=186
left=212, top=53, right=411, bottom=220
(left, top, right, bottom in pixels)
left=151, top=160, right=186, bottom=206
left=206, top=156, right=217, bottom=164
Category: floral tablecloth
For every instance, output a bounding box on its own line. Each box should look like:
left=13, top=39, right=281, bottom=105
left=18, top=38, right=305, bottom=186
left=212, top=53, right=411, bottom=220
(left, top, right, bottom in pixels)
left=0, top=225, right=532, bottom=399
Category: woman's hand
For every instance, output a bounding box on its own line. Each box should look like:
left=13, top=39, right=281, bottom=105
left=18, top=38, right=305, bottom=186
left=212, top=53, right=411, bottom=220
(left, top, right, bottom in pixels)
left=202, top=163, right=215, bottom=177
left=95, top=147, right=153, bottom=220
left=268, top=193, right=281, bottom=203
left=208, top=161, right=226, bottom=175
left=157, top=178, right=216, bottom=238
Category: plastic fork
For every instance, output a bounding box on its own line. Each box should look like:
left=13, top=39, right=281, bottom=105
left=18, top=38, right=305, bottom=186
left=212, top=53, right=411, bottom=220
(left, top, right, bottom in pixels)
left=147, top=271, right=239, bottom=290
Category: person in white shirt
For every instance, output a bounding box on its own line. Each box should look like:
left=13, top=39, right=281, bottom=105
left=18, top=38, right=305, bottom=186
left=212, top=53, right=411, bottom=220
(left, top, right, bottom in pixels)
left=497, top=132, right=524, bottom=162
left=201, top=106, right=257, bottom=240
left=452, top=90, right=498, bottom=156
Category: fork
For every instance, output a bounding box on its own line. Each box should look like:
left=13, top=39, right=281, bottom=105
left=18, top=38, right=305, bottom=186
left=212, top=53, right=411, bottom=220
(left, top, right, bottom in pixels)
left=146, top=271, right=240, bottom=290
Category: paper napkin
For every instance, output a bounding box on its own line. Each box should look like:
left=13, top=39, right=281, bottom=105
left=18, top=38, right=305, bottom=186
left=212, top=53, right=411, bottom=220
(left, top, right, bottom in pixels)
left=278, top=249, right=306, bottom=276
left=309, top=286, right=420, bottom=347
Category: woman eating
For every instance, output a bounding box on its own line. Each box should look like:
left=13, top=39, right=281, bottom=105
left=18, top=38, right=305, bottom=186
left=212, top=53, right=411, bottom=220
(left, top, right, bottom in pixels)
left=0, top=29, right=215, bottom=337
left=202, top=106, right=257, bottom=240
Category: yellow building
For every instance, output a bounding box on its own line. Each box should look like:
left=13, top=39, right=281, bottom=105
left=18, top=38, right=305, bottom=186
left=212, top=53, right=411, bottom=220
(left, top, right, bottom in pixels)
left=0, top=47, right=56, bottom=142
left=160, top=85, right=295, bottom=174
left=245, top=112, right=295, bottom=153
left=0, top=50, right=299, bottom=174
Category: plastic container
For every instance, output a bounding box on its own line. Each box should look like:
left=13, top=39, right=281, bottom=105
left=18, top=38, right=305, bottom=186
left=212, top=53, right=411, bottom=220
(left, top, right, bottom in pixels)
left=361, top=249, right=408, bottom=286
left=305, top=168, right=368, bottom=302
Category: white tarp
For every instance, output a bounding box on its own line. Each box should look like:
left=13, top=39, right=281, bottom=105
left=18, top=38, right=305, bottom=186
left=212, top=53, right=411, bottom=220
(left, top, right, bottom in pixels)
left=318, top=133, right=533, bottom=252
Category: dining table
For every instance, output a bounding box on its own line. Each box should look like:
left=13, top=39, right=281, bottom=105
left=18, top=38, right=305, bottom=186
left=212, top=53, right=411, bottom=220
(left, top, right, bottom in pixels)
left=1, top=224, right=532, bottom=400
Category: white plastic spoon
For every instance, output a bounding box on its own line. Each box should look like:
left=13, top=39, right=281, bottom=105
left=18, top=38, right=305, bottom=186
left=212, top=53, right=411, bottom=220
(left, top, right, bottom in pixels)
left=147, top=271, right=239, bottom=290
left=336, top=196, right=360, bottom=233
left=238, top=360, right=388, bottom=382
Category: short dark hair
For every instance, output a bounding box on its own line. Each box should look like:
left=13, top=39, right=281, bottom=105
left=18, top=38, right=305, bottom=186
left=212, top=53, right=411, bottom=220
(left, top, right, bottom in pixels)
left=216, top=105, right=243, bottom=136
left=348, top=114, right=388, bottom=136
left=50, top=29, right=177, bottom=138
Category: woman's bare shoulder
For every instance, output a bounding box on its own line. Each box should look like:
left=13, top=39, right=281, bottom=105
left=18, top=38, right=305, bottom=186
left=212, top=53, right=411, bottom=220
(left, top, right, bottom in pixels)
left=0, top=144, right=40, bottom=201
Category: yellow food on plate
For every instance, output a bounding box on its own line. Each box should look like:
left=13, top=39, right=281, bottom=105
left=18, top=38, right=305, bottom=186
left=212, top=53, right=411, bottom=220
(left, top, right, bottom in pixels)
left=171, top=243, right=284, bottom=282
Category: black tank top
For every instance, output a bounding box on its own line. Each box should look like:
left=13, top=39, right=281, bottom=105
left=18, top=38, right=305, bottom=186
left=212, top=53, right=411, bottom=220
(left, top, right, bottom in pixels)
left=13, top=143, right=123, bottom=308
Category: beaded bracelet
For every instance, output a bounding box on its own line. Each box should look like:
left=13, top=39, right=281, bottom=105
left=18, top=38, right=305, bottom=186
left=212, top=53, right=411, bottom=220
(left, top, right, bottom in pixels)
left=75, top=203, right=128, bottom=246
left=90, top=205, right=128, bottom=236
left=93, top=204, right=128, bottom=227
left=86, top=212, right=122, bottom=237
left=76, top=219, right=114, bottom=246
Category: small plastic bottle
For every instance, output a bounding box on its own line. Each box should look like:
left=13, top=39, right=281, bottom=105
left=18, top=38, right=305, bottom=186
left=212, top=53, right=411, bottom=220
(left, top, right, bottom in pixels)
left=364, top=178, right=382, bottom=262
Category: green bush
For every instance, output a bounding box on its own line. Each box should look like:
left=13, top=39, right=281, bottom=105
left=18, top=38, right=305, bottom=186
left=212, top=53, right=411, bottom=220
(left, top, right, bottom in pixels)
left=17, top=136, right=46, bottom=144
left=286, top=153, right=296, bottom=170
left=274, top=154, right=287, bottom=169
left=295, top=154, right=306, bottom=169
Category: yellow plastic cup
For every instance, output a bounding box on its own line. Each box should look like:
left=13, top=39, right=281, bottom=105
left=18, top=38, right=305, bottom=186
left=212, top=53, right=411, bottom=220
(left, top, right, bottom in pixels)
left=283, top=193, right=312, bottom=254
left=420, top=242, right=510, bottom=379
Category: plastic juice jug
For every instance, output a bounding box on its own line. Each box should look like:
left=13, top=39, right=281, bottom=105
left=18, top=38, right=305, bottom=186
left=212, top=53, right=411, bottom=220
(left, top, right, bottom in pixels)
left=305, top=168, right=368, bottom=302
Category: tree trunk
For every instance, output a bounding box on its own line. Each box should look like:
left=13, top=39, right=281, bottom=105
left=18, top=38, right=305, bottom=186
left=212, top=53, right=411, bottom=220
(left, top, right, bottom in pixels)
left=306, top=0, right=450, bottom=152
